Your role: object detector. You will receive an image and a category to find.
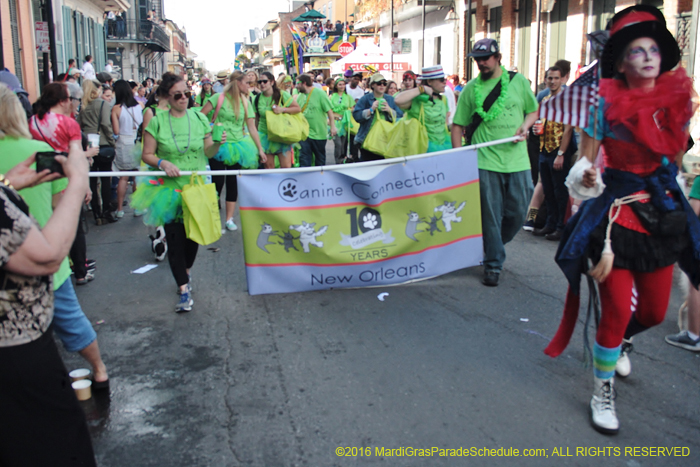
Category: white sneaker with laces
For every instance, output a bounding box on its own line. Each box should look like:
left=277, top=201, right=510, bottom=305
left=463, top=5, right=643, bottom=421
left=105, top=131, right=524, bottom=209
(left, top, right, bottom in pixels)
left=590, top=376, right=619, bottom=435
left=226, top=218, right=238, bottom=231
left=116, top=210, right=125, bottom=218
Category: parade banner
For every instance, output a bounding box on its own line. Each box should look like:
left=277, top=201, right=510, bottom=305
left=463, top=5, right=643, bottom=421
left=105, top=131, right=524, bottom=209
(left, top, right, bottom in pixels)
left=237, top=148, right=483, bottom=295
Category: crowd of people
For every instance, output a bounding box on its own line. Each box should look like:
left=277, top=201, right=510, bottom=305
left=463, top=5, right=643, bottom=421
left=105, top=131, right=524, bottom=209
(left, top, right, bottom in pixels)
left=0, top=6, right=698, bottom=464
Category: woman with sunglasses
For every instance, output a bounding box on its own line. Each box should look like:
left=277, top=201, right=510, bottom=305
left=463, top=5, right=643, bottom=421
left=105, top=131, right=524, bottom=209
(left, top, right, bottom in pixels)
left=352, top=73, right=403, bottom=162
left=200, top=71, right=266, bottom=231
left=394, top=65, right=451, bottom=153
left=133, top=72, right=225, bottom=313
left=254, top=71, right=300, bottom=169
left=329, top=78, right=355, bottom=163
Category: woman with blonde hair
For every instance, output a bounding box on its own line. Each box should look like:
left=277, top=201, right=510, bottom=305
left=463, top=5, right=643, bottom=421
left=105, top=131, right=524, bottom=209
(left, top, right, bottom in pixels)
left=77, top=79, right=117, bottom=224
left=200, top=70, right=266, bottom=231
left=246, top=70, right=261, bottom=97
left=277, top=74, right=293, bottom=93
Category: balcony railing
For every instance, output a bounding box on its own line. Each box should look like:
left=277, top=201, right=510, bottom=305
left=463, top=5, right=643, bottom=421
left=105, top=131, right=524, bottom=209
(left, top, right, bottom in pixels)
left=105, top=18, right=170, bottom=52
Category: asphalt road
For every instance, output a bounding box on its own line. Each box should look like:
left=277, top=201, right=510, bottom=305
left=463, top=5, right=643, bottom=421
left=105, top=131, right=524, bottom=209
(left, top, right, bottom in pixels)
left=63, top=168, right=699, bottom=467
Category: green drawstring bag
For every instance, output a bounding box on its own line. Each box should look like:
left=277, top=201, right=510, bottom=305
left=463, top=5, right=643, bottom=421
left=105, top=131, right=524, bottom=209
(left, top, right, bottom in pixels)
left=181, top=174, right=222, bottom=245
left=362, top=110, right=395, bottom=157
left=385, top=104, right=429, bottom=158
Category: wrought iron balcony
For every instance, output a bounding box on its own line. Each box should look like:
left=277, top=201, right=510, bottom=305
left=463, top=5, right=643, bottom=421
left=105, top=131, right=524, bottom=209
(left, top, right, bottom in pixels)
left=105, top=18, right=170, bottom=53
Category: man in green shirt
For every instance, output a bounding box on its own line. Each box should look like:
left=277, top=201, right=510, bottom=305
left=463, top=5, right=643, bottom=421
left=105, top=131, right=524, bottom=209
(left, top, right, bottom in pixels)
left=451, top=39, right=538, bottom=287
left=296, top=74, right=336, bottom=167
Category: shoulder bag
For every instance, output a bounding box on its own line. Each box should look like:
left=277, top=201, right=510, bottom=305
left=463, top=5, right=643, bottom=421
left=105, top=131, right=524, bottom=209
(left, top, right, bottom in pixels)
left=266, top=90, right=310, bottom=144
left=95, top=100, right=115, bottom=163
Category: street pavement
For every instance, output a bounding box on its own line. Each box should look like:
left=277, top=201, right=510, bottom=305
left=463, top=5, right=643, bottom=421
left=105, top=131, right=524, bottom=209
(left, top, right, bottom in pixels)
left=63, top=160, right=699, bottom=466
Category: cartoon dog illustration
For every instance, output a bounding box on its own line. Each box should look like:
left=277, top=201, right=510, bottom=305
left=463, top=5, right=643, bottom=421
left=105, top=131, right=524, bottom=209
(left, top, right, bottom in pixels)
left=405, top=211, right=425, bottom=241
left=427, top=215, right=442, bottom=236
left=434, top=201, right=466, bottom=232
left=290, top=221, right=328, bottom=253
left=256, top=223, right=278, bottom=253
left=277, top=231, right=299, bottom=252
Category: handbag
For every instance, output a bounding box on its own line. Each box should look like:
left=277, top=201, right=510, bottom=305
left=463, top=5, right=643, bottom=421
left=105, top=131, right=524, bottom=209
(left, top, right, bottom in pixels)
left=464, top=71, right=516, bottom=144
left=95, top=100, right=115, bottom=162
left=362, top=107, right=395, bottom=156
left=385, top=103, right=429, bottom=158
left=630, top=200, right=687, bottom=236
left=266, top=91, right=310, bottom=144
left=181, top=174, right=222, bottom=245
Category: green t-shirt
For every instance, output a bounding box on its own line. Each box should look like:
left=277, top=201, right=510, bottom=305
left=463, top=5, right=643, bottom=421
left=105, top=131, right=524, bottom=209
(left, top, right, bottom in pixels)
left=329, top=92, right=354, bottom=115
left=254, top=91, right=293, bottom=136
left=207, top=93, right=255, bottom=143
left=297, top=88, right=332, bottom=140
left=453, top=71, right=538, bottom=173
left=0, top=137, right=71, bottom=290
left=146, top=109, right=211, bottom=189
left=407, top=94, right=449, bottom=145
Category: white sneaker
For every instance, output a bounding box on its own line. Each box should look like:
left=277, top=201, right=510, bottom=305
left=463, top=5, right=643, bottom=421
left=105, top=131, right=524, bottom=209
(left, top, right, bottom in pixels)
left=225, top=218, right=238, bottom=231
left=134, top=209, right=145, bottom=217
left=590, top=377, right=619, bottom=435
left=116, top=210, right=125, bottom=218
left=615, top=339, right=633, bottom=378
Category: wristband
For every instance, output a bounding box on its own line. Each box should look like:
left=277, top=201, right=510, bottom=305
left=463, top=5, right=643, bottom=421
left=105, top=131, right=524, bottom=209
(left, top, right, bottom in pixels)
left=157, top=159, right=164, bottom=168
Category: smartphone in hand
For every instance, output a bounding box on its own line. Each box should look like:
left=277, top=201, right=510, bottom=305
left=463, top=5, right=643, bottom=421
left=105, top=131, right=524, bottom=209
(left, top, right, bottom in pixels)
left=35, top=151, right=67, bottom=176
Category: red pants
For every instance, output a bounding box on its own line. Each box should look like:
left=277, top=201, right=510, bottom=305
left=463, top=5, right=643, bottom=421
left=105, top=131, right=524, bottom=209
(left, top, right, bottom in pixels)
left=596, top=265, right=674, bottom=348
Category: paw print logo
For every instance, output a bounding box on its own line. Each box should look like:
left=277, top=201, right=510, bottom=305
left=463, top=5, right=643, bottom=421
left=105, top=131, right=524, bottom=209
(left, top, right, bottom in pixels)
left=278, top=178, right=299, bottom=202
left=363, top=213, right=378, bottom=230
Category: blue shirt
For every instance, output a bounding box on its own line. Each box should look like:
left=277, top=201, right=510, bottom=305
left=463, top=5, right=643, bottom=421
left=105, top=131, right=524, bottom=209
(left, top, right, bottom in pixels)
left=352, top=93, right=403, bottom=144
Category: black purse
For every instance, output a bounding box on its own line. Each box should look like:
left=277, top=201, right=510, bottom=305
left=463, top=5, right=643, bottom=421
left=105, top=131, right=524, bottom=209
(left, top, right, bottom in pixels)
left=95, top=101, right=115, bottom=163
left=630, top=200, right=687, bottom=236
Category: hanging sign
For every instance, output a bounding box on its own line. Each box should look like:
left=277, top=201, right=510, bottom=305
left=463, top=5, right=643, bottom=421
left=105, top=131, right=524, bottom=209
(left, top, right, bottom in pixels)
left=35, top=22, right=50, bottom=53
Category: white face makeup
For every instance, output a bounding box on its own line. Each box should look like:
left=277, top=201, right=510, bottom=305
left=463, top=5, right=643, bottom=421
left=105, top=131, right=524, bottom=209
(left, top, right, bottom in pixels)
left=618, top=37, right=661, bottom=82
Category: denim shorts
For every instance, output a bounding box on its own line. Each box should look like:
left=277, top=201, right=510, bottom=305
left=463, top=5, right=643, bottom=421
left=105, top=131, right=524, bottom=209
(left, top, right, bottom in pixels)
left=52, top=280, right=97, bottom=352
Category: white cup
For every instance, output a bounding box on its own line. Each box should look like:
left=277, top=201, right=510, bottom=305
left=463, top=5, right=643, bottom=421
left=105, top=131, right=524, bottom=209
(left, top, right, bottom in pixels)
left=87, top=133, right=100, bottom=148
left=69, top=368, right=91, bottom=381
left=72, top=379, right=92, bottom=401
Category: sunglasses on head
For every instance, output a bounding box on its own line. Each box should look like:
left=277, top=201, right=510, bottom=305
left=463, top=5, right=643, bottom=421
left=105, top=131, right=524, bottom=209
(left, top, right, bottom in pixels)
left=171, top=91, right=192, bottom=100
left=258, top=79, right=269, bottom=85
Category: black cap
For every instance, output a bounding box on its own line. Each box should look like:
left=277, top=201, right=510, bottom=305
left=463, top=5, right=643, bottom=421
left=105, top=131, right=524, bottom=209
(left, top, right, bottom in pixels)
left=468, top=38, right=499, bottom=58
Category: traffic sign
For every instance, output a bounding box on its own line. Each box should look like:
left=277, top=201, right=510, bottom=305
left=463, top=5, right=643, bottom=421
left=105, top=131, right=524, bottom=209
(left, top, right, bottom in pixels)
left=338, top=42, right=354, bottom=57
left=35, top=22, right=50, bottom=53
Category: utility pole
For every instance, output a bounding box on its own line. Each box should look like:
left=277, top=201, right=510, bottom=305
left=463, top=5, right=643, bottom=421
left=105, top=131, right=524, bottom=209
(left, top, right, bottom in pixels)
left=42, top=0, right=59, bottom=84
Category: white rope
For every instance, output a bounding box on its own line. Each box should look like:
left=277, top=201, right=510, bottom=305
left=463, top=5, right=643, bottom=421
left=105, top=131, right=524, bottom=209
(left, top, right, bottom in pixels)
left=87, top=136, right=521, bottom=178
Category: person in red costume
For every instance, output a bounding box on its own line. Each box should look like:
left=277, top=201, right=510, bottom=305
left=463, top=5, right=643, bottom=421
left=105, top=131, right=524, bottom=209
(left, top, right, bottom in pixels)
left=545, top=5, right=699, bottom=435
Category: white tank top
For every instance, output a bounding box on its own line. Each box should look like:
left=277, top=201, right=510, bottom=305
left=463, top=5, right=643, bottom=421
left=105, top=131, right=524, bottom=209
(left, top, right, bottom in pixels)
left=118, top=104, right=143, bottom=137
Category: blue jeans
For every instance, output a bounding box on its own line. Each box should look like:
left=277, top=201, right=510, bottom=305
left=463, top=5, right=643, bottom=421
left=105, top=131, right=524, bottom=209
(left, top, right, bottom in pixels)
left=52, top=280, right=97, bottom=352
left=300, top=138, right=327, bottom=167
left=479, top=169, right=533, bottom=273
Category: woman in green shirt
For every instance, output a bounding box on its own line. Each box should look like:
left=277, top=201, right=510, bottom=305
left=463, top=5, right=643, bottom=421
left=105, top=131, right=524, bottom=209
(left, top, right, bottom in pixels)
left=133, top=72, right=225, bottom=312
left=200, top=70, right=266, bottom=231
left=394, top=65, right=451, bottom=153
left=195, top=77, right=213, bottom=107
left=254, top=71, right=301, bottom=169
left=329, top=79, right=355, bottom=163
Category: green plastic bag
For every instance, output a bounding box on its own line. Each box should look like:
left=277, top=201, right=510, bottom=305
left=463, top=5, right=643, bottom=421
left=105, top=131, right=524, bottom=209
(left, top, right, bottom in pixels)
left=385, top=104, right=429, bottom=158
left=362, top=111, right=395, bottom=157
left=181, top=174, right=222, bottom=245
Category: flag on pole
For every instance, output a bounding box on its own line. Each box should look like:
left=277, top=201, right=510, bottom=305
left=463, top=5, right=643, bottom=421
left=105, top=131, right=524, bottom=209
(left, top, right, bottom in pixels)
left=538, top=60, right=599, bottom=127
left=288, top=24, right=303, bottom=46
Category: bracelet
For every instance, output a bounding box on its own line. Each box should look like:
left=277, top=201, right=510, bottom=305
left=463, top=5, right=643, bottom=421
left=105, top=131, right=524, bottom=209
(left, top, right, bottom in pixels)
left=157, top=159, right=164, bottom=168
left=0, top=174, right=14, bottom=190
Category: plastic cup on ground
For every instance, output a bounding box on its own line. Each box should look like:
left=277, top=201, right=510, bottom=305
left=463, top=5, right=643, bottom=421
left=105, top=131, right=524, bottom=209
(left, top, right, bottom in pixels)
left=72, top=379, right=92, bottom=401
left=87, top=134, right=100, bottom=148
left=69, top=368, right=91, bottom=381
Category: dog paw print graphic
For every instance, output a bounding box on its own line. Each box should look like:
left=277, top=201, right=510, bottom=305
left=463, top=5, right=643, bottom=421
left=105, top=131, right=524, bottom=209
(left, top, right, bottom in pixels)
left=363, top=212, right=378, bottom=230
left=278, top=178, right=299, bottom=202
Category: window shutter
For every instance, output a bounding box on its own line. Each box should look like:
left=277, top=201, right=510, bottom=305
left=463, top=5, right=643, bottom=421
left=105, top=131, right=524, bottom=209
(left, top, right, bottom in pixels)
left=63, top=7, right=74, bottom=71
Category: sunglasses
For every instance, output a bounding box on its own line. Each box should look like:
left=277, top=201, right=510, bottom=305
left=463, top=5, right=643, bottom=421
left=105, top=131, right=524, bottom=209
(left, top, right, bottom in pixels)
left=375, top=81, right=388, bottom=86
left=171, top=91, right=192, bottom=100
left=257, top=79, right=269, bottom=85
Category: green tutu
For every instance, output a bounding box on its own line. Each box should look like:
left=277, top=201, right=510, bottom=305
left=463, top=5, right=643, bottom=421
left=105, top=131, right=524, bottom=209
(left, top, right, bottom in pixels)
left=259, top=131, right=294, bottom=155
left=131, top=177, right=184, bottom=226
left=428, top=137, right=452, bottom=153
left=213, top=136, right=259, bottom=168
